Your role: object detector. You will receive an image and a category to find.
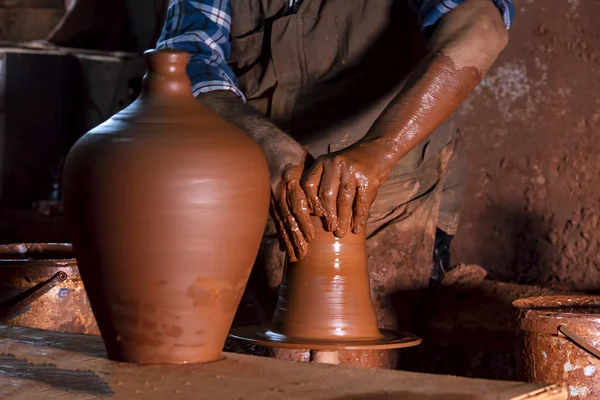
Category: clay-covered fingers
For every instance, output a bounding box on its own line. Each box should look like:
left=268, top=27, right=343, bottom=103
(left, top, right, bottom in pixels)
left=301, top=163, right=325, bottom=217
left=270, top=198, right=296, bottom=259
left=352, top=183, right=376, bottom=234
left=270, top=165, right=315, bottom=261
left=301, top=159, right=342, bottom=233
left=334, top=168, right=356, bottom=238
left=318, top=161, right=342, bottom=232
left=286, top=179, right=315, bottom=242
left=271, top=186, right=309, bottom=261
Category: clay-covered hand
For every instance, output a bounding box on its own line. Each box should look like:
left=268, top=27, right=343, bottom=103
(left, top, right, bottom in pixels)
left=269, top=149, right=316, bottom=262
left=301, top=140, right=396, bottom=237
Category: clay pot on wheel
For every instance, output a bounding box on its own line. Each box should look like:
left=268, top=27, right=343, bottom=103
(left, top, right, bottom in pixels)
left=229, top=216, right=421, bottom=352
left=271, top=217, right=382, bottom=341
left=63, top=49, right=270, bottom=364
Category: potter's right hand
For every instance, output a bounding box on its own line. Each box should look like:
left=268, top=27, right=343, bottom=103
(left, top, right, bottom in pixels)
left=268, top=149, right=316, bottom=262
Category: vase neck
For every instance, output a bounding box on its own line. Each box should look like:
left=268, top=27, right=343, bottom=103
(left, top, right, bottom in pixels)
left=140, top=49, right=196, bottom=102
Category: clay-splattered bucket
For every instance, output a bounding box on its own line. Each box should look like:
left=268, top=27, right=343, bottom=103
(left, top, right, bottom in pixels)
left=0, top=243, right=99, bottom=335
left=513, top=296, right=600, bottom=399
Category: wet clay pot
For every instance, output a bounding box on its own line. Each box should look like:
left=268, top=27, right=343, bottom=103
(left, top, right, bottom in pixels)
left=0, top=243, right=99, bottom=335
left=272, top=217, right=382, bottom=340
left=229, top=216, right=421, bottom=351
left=62, top=49, right=270, bottom=364
left=514, top=296, right=600, bottom=399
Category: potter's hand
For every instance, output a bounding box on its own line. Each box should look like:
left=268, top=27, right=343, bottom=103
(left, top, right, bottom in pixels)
left=302, top=0, right=510, bottom=237
left=301, top=140, right=396, bottom=237
left=268, top=149, right=316, bottom=262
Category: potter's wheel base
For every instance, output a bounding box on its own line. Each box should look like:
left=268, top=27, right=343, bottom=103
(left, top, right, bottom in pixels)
left=228, top=326, right=421, bottom=350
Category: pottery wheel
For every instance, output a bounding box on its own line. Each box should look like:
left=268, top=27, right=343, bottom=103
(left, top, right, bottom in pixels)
left=228, top=327, right=421, bottom=350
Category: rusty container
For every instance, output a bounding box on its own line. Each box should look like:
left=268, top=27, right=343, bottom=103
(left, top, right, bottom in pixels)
left=514, top=296, right=600, bottom=399
left=0, top=243, right=99, bottom=335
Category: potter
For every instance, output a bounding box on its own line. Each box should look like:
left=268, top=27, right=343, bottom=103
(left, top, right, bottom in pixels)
left=155, top=0, right=513, bottom=367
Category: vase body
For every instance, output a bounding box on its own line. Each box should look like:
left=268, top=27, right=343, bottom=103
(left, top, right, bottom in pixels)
left=62, top=50, right=270, bottom=363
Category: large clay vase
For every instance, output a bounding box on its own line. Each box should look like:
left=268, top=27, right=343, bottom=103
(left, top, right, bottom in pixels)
left=62, top=49, right=270, bottom=364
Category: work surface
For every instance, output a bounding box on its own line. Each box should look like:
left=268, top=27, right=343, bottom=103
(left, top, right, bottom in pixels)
left=0, top=325, right=566, bottom=400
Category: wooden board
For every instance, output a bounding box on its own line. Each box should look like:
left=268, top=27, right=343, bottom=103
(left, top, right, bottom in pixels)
left=0, top=325, right=566, bottom=399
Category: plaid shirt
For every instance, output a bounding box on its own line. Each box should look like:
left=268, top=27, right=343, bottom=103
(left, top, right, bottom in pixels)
left=157, top=0, right=515, bottom=99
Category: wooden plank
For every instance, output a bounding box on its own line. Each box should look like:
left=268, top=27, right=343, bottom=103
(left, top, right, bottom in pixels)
left=0, top=41, right=139, bottom=58
left=0, top=325, right=566, bottom=400
left=512, top=386, right=568, bottom=400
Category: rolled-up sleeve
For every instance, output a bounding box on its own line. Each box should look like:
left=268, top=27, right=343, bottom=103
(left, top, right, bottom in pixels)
left=409, top=0, right=515, bottom=31
left=156, top=0, right=245, bottom=100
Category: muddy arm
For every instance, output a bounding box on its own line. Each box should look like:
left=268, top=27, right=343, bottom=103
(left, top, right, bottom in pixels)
left=300, top=0, right=510, bottom=236
left=361, top=0, right=509, bottom=157
left=197, top=92, right=305, bottom=172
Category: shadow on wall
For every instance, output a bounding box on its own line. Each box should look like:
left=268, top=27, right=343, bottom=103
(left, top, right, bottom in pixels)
left=454, top=205, right=558, bottom=287
left=453, top=0, right=600, bottom=290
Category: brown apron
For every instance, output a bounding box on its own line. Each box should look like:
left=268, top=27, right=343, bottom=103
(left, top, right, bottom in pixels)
left=228, top=0, right=465, bottom=368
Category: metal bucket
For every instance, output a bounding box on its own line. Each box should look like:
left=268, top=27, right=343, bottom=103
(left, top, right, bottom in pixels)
left=514, top=295, right=600, bottom=399
left=0, top=243, right=99, bottom=335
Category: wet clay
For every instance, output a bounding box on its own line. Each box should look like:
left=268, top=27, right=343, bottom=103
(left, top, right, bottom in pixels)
left=271, top=216, right=381, bottom=340
left=229, top=216, right=421, bottom=351
left=62, top=49, right=271, bottom=364
left=514, top=296, right=600, bottom=399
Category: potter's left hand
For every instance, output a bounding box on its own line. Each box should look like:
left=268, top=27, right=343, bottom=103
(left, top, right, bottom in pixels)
left=301, top=140, right=397, bottom=237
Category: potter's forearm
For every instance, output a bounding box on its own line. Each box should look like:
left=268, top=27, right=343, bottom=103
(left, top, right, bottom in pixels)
left=197, top=91, right=305, bottom=164
left=361, top=0, right=508, bottom=164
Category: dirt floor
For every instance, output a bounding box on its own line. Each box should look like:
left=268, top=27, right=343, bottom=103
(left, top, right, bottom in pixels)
left=453, top=0, right=600, bottom=292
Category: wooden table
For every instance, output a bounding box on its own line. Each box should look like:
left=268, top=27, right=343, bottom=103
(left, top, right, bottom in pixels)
left=0, top=325, right=566, bottom=399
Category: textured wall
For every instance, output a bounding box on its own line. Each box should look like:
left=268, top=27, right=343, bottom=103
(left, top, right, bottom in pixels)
left=453, top=0, right=600, bottom=291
